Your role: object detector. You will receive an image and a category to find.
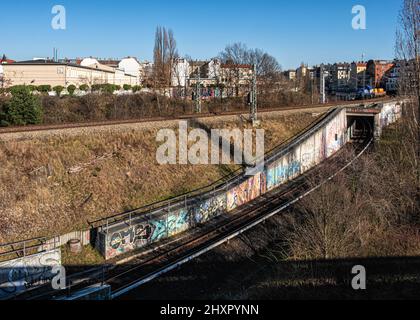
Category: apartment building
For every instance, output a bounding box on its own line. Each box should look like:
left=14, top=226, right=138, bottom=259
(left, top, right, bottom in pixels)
left=350, top=62, right=367, bottom=90
left=171, top=58, right=190, bottom=87
left=366, top=60, right=395, bottom=88
left=331, top=63, right=351, bottom=92
left=283, top=70, right=296, bottom=81
left=2, top=58, right=138, bottom=88
left=171, top=58, right=253, bottom=97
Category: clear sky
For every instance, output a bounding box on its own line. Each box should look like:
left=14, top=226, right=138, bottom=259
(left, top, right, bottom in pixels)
left=0, top=0, right=402, bottom=69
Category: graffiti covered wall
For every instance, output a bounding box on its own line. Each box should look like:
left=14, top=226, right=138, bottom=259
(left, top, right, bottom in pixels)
left=227, top=174, right=262, bottom=212
left=266, top=152, right=301, bottom=191
left=97, top=104, right=406, bottom=260
left=0, top=249, right=61, bottom=300
left=192, top=194, right=227, bottom=224
left=380, top=102, right=402, bottom=128
left=98, top=108, right=351, bottom=259
left=265, top=108, right=348, bottom=192
left=104, top=207, right=193, bottom=259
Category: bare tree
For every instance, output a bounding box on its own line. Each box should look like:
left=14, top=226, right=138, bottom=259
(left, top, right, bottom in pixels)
left=219, top=43, right=280, bottom=77
left=153, top=26, right=179, bottom=113
left=219, top=43, right=281, bottom=97
left=153, top=26, right=179, bottom=87
left=395, top=0, right=420, bottom=202
left=167, top=29, right=178, bottom=86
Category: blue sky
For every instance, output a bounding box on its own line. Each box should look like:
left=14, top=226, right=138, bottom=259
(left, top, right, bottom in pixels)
left=0, top=0, right=402, bottom=69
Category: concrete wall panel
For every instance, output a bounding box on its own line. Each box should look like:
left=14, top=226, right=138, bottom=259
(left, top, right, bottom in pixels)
left=96, top=105, right=398, bottom=260
left=0, top=249, right=61, bottom=300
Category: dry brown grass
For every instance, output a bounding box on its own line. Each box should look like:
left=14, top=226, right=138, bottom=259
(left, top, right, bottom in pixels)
left=0, top=112, right=316, bottom=243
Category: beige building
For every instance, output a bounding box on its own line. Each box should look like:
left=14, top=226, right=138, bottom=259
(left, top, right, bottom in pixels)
left=350, top=62, right=367, bottom=90
left=1, top=59, right=138, bottom=88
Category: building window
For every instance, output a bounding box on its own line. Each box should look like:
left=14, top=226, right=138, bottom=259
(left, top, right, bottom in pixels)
left=57, top=67, right=64, bottom=74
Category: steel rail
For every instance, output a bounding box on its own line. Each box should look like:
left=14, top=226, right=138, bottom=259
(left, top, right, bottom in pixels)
left=9, top=106, right=376, bottom=300
left=22, top=147, right=347, bottom=300
left=0, top=97, right=390, bottom=136
left=109, top=139, right=372, bottom=299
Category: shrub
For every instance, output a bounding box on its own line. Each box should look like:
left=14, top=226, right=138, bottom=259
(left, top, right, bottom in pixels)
left=26, top=85, right=37, bottom=92
left=67, top=85, right=77, bottom=96
left=53, top=86, right=65, bottom=97
left=90, top=84, right=118, bottom=94
left=37, top=85, right=52, bottom=93
left=10, top=85, right=28, bottom=92
left=132, top=85, right=142, bottom=93
left=123, top=84, right=132, bottom=91
left=79, top=84, right=89, bottom=92
left=5, top=86, right=43, bottom=125
left=102, top=84, right=116, bottom=94
left=91, top=84, right=102, bottom=92
left=0, top=96, right=9, bottom=126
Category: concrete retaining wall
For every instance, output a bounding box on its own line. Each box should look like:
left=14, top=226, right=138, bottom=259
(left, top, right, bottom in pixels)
left=0, top=249, right=61, bottom=300
left=98, top=107, right=351, bottom=259
left=0, top=101, right=403, bottom=299
left=0, top=101, right=403, bottom=266
left=40, top=230, right=91, bottom=252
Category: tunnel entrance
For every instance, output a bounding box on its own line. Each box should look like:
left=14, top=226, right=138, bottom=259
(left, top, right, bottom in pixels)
left=347, top=115, right=375, bottom=141
left=346, top=106, right=381, bottom=142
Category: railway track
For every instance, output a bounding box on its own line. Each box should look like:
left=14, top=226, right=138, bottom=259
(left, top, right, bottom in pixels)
left=0, top=97, right=389, bottom=135
left=9, top=104, right=376, bottom=300
left=16, top=133, right=371, bottom=300
left=109, top=141, right=371, bottom=299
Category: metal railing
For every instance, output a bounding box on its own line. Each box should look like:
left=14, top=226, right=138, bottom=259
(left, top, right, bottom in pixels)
left=0, top=100, right=395, bottom=260
left=93, top=106, right=343, bottom=234
left=0, top=237, right=53, bottom=262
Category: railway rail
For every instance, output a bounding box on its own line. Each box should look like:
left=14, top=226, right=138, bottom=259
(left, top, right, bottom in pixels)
left=0, top=97, right=390, bottom=135
left=16, top=130, right=372, bottom=300
left=110, top=138, right=372, bottom=299
left=8, top=101, right=378, bottom=300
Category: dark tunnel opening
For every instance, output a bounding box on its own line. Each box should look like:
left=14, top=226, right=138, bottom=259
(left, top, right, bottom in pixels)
left=347, top=115, right=375, bottom=141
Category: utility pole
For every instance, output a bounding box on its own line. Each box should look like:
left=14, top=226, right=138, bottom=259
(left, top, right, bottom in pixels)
left=195, top=62, right=202, bottom=113
left=311, top=72, right=315, bottom=104
left=250, top=64, right=258, bottom=126
left=362, top=53, right=366, bottom=89
left=320, top=64, right=326, bottom=104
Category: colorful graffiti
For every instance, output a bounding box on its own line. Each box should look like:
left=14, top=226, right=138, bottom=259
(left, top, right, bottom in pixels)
left=105, top=208, right=193, bottom=258
left=380, top=103, right=401, bottom=128
left=193, top=194, right=227, bottom=224
left=227, top=174, right=261, bottom=212
left=107, top=222, right=156, bottom=258
left=325, top=111, right=346, bottom=157
left=0, top=249, right=61, bottom=300
left=266, top=158, right=301, bottom=191
left=167, top=209, right=190, bottom=237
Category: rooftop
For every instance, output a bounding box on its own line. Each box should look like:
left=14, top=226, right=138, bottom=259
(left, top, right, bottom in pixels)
left=0, top=59, right=15, bottom=64
left=10, top=59, right=116, bottom=73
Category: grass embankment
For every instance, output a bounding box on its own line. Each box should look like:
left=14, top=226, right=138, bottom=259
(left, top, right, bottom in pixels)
left=0, top=112, right=316, bottom=245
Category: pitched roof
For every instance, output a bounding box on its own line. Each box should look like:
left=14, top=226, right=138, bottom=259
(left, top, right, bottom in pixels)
left=0, top=59, right=15, bottom=64
left=11, top=59, right=115, bottom=73
left=221, top=63, right=252, bottom=69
